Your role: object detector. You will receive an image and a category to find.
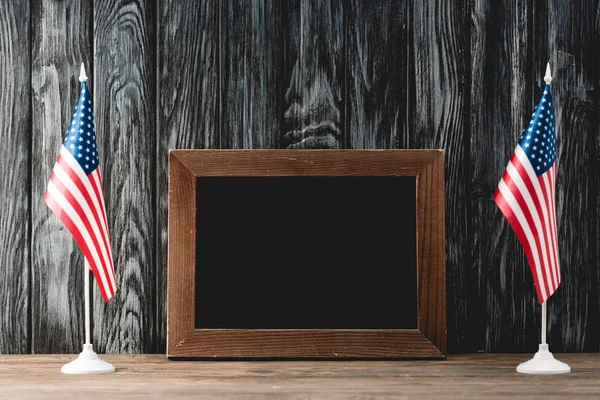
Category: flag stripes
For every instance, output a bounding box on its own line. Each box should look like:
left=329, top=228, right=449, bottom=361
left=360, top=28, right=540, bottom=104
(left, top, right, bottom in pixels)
left=494, top=83, right=560, bottom=304
left=44, top=78, right=116, bottom=302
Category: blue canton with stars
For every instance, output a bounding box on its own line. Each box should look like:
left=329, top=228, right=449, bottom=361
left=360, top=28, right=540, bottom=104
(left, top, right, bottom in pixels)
left=518, top=84, right=556, bottom=176
left=64, top=82, right=98, bottom=175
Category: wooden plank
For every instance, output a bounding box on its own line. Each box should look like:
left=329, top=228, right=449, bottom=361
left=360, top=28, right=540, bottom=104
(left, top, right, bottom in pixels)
left=157, top=0, right=219, bottom=354
left=469, top=0, right=538, bottom=352
left=93, top=0, right=156, bottom=353
left=1, top=354, right=600, bottom=398
left=30, top=0, right=92, bottom=353
left=171, top=149, right=443, bottom=177
left=410, top=0, right=469, bottom=352
left=417, top=153, right=446, bottom=355
left=166, top=153, right=196, bottom=357
left=0, top=0, right=30, bottom=354
left=282, top=0, right=344, bottom=149
left=169, top=330, right=443, bottom=359
left=347, top=0, right=408, bottom=149
left=221, top=0, right=282, bottom=149
left=537, top=0, right=599, bottom=352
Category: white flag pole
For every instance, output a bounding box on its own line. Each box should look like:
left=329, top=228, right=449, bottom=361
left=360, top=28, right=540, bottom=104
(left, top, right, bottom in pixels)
left=60, top=63, right=115, bottom=375
left=516, top=62, right=569, bottom=375
left=541, top=301, right=547, bottom=345
left=85, top=259, right=91, bottom=345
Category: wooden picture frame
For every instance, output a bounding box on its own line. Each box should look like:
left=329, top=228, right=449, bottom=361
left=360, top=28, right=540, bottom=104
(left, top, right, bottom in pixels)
left=167, top=149, right=445, bottom=359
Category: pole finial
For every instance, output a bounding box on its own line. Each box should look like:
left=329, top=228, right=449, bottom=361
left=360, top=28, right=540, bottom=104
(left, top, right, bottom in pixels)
left=79, top=63, right=88, bottom=82
left=544, top=62, right=552, bottom=84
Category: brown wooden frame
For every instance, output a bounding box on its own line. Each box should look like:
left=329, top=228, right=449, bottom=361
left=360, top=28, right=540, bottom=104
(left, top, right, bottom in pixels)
left=167, top=149, right=445, bottom=359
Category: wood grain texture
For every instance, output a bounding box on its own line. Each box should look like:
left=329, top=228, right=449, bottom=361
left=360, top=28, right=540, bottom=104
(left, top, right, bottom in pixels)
left=170, top=330, right=443, bottom=359
left=166, top=152, right=196, bottom=357
left=417, top=152, right=446, bottom=355
left=410, top=0, right=468, bottom=353
left=221, top=0, right=282, bottom=149
left=3, top=354, right=600, bottom=398
left=30, top=0, right=92, bottom=353
left=282, top=0, right=344, bottom=148
left=171, top=149, right=444, bottom=177
left=347, top=0, right=407, bottom=149
left=0, top=0, right=30, bottom=354
left=3, top=0, right=600, bottom=355
left=469, top=0, right=539, bottom=353
left=538, top=0, right=599, bottom=352
left=167, top=150, right=445, bottom=359
left=156, top=0, right=219, bottom=354
left=93, top=0, right=156, bottom=353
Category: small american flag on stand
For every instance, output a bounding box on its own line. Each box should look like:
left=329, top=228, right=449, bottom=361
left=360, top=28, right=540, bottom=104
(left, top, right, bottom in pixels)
left=494, top=65, right=560, bottom=304
left=44, top=65, right=117, bottom=302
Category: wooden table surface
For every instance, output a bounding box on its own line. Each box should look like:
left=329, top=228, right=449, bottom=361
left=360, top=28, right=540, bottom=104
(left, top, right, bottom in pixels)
left=2, top=354, right=600, bottom=399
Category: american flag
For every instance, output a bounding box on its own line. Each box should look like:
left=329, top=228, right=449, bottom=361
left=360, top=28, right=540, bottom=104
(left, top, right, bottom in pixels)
left=494, top=83, right=559, bottom=304
left=44, top=76, right=117, bottom=302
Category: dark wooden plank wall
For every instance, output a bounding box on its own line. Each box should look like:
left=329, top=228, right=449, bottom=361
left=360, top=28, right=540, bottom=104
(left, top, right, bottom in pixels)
left=0, top=0, right=30, bottom=354
left=31, top=0, right=91, bottom=353
left=0, top=0, right=598, bottom=354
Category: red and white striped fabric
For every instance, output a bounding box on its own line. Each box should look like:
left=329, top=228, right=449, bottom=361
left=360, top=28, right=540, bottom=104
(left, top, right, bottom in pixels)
left=44, top=81, right=117, bottom=302
left=494, top=83, right=560, bottom=304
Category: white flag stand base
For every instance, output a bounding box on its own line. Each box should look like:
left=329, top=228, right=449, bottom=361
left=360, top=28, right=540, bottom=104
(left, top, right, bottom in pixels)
left=516, top=344, right=570, bottom=375
left=61, top=344, right=115, bottom=374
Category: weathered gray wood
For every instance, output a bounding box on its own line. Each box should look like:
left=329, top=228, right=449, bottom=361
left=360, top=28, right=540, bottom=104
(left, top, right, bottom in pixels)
left=282, top=0, right=344, bottom=148
left=4, top=0, right=600, bottom=355
left=156, top=0, right=219, bottom=354
left=539, top=0, right=599, bottom=352
left=469, top=0, right=540, bottom=352
left=0, top=0, right=31, bottom=354
left=93, top=0, right=155, bottom=353
left=410, top=0, right=468, bottom=352
left=30, top=0, right=92, bottom=353
left=347, top=0, right=407, bottom=149
left=221, top=0, right=282, bottom=149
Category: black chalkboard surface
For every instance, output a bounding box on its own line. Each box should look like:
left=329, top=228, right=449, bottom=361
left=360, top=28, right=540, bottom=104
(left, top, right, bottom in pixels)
left=195, top=176, right=417, bottom=330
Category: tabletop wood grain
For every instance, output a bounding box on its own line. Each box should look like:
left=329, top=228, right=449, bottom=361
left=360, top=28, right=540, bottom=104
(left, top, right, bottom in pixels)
left=1, top=354, right=600, bottom=399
